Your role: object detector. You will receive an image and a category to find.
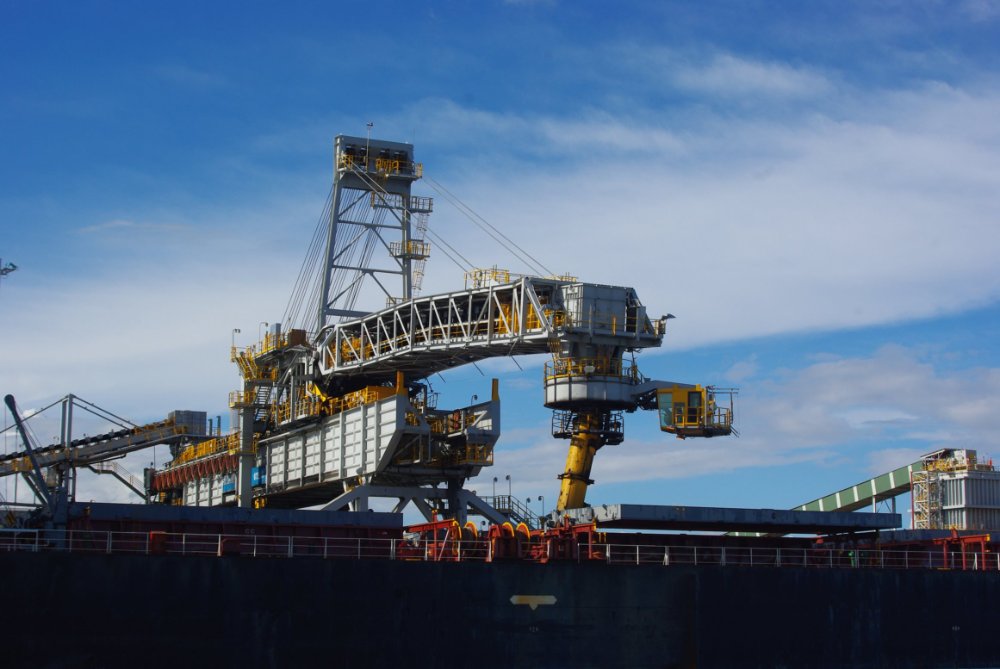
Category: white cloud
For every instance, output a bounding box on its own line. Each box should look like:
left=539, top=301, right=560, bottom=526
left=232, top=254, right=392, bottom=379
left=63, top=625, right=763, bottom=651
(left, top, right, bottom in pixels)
left=772, top=346, right=1000, bottom=439
left=7, top=42, right=1000, bottom=511
left=535, top=115, right=685, bottom=154
left=78, top=219, right=190, bottom=234
left=866, top=447, right=928, bottom=477
left=836, top=407, right=918, bottom=429
left=471, top=345, right=1000, bottom=503
left=736, top=346, right=1000, bottom=464
left=672, top=53, right=834, bottom=99
left=725, top=356, right=759, bottom=383
left=961, top=0, right=1000, bottom=21
left=397, top=80, right=1000, bottom=350
left=1, top=197, right=312, bottom=419
left=598, top=45, right=837, bottom=107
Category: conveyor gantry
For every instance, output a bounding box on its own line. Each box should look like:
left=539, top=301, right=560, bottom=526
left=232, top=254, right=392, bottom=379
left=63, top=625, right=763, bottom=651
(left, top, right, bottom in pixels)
left=315, top=275, right=666, bottom=385
left=0, top=419, right=198, bottom=476
left=1, top=395, right=208, bottom=514
left=795, top=448, right=1000, bottom=531
left=795, top=461, right=924, bottom=514
left=152, top=134, right=735, bottom=521
left=311, top=273, right=695, bottom=513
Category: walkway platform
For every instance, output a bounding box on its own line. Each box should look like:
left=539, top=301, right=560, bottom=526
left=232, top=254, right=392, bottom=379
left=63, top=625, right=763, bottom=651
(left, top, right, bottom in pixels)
left=562, top=503, right=900, bottom=534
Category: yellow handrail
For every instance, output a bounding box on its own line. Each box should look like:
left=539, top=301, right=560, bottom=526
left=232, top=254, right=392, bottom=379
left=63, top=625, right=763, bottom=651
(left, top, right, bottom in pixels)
left=171, top=432, right=242, bottom=467
left=544, top=357, right=637, bottom=381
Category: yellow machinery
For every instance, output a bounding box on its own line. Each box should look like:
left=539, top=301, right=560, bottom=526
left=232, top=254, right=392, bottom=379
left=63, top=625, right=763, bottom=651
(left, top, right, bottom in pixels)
left=144, top=135, right=739, bottom=523
left=657, top=385, right=736, bottom=439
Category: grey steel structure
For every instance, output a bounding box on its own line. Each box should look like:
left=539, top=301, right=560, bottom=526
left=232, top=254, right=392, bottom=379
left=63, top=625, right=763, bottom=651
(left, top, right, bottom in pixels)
left=318, top=135, right=430, bottom=326
left=2, top=136, right=733, bottom=527
left=562, top=503, right=900, bottom=534
left=911, top=449, right=1000, bottom=530
left=1, top=394, right=206, bottom=521
left=151, top=136, right=735, bottom=522
left=310, top=272, right=684, bottom=513
left=790, top=447, right=1000, bottom=532
left=145, top=135, right=728, bottom=523
left=218, top=273, right=679, bottom=521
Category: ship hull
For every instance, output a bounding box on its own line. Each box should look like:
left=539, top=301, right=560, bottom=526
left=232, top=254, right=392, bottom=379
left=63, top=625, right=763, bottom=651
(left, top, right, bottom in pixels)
left=4, top=551, right=1000, bottom=668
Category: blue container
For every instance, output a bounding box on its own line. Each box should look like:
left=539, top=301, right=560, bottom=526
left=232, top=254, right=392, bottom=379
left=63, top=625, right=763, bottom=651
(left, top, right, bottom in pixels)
left=251, top=467, right=267, bottom=487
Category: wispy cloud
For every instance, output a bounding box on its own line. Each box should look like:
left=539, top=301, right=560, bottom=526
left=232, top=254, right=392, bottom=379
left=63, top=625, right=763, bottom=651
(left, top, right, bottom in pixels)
left=537, top=115, right=685, bottom=154
left=594, top=45, right=837, bottom=111
left=725, top=356, right=759, bottom=383
left=473, top=345, right=1000, bottom=500
left=3, top=195, right=317, bottom=416
left=7, top=16, right=1000, bottom=511
left=394, top=78, right=1000, bottom=348
left=961, top=0, right=1000, bottom=21
left=78, top=219, right=190, bottom=234
left=672, top=53, right=834, bottom=99
left=866, top=447, right=929, bottom=476
left=13, top=66, right=997, bottom=425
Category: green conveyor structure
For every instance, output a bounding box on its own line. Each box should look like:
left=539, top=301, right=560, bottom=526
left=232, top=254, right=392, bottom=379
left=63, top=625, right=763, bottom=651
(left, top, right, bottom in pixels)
left=794, top=460, right=924, bottom=513
left=731, top=459, right=925, bottom=537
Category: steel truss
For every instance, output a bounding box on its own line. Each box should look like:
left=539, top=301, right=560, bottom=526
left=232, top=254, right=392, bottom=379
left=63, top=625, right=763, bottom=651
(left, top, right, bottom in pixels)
left=317, top=276, right=663, bottom=383
left=322, top=483, right=508, bottom=526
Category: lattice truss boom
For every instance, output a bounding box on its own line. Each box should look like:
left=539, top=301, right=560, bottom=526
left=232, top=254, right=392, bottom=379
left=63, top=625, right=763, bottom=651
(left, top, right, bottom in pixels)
left=316, top=276, right=662, bottom=384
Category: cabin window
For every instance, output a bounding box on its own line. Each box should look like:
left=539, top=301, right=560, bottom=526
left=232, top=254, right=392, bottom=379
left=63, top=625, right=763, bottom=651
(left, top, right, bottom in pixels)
left=657, top=393, right=673, bottom=428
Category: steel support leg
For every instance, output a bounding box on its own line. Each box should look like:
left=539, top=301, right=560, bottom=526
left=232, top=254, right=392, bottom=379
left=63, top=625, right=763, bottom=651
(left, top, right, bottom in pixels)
left=556, top=410, right=604, bottom=512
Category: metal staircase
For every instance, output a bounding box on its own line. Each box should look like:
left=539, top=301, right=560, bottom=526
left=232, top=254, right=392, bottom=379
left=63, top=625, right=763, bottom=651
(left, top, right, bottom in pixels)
left=485, top=494, right=538, bottom=528
left=87, top=460, right=145, bottom=498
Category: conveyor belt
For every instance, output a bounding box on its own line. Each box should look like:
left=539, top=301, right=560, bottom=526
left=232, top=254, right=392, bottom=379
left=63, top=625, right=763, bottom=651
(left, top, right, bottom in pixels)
left=0, top=426, right=135, bottom=463
left=794, top=461, right=923, bottom=513
left=0, top=419, right=196, bottom=476
left=315, top=277, right=662, bottom=383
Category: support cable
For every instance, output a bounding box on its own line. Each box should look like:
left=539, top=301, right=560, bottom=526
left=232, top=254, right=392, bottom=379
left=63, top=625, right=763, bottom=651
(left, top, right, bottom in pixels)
left=70, top=396, right=139, bottom=430
left=0, top=395, right=66, bottom=437
left=349, top=165, right=474, bottom=273
left=423, top=227, right=475, bottom=272
left=285, top=157, right=556, bottom=331
left=283, top=186, right=335, bottom=330
left=349, top=168, right=474, bottom=273
left=425, top=176, right=553, bottom=277
left=285, top=193, right=330, bottom=324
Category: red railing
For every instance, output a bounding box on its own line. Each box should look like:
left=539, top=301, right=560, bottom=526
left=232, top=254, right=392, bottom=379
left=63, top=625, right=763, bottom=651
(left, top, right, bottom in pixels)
left=2, top=528, right=999, bottom=571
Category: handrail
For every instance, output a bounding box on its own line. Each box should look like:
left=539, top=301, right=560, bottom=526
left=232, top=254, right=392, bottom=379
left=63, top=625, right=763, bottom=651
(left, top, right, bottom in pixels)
left=170, top=432, right=241, bottom=467
left=544, top=358, right=639, bottom=381
left=88, top=461, right=144, bottom=493
left=2, top=528, right=998, bottom=572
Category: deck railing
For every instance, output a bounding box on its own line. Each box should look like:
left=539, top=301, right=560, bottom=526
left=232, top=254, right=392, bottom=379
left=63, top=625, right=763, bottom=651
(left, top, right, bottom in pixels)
left=2, top=528, right=998, bottom=572
left=601, top=542, right=1000, bottom=570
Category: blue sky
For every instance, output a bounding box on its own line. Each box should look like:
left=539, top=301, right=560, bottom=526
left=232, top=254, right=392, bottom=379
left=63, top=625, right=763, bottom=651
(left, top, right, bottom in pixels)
left=2, top=1, right=1000, bottom=522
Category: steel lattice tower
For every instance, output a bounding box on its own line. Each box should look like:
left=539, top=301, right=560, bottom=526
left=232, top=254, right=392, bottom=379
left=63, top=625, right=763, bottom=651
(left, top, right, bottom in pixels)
left=317, top=135, right=431, bottom=330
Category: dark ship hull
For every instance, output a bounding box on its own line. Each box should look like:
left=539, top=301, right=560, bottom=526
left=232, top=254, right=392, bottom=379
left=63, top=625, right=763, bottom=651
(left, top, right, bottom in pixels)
left=5, top=546, right=1000, bottom=669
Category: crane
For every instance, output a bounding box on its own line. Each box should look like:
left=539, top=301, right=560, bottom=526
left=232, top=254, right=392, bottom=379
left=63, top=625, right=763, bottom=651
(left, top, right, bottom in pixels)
left=145, top=134, right=735, bottom=524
